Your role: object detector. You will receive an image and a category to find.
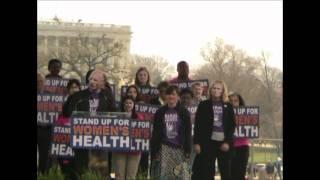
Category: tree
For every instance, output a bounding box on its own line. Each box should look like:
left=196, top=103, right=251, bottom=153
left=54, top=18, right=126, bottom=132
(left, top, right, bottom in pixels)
left=196, top=38, right=263, bottom=102
left=257, top=51, right=283, bottom=138
left=200, top=38, right=231, bottom=80
left=125, top=54, right=175, bottom=86
left=37, top=33, right=125, bottom=83
left=194, top=38, right=282, bottom=138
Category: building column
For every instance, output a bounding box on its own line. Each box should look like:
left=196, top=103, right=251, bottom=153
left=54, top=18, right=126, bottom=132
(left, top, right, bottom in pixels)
left=44, top=36, right=48, bottom=55
left=55, top=36, right=59, bottom=54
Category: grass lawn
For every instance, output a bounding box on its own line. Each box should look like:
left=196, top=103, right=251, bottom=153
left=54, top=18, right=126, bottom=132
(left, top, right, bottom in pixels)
left=249, top=147, right=281, bottom=163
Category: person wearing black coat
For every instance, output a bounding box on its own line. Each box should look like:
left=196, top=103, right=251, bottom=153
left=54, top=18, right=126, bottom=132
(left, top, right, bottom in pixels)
left=150, top=85, right=191, bottom=179
left=150, top=102, right=192, bottom=160
left=62, top=70, right=116, bottom=179
left=192, top=80, right=236, bottom=180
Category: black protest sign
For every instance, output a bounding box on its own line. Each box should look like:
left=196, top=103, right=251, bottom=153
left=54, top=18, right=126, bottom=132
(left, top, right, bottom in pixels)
left=135, top=103, right=160, bottom=122
left=129, top=120, right=150, bottom=152
left=70, top=115, right=150, bottom=152
left=50, top=124, right=74, bottom=157
left=121, top=86, right=159, bottom=103
left=138, top=87, right=159, bottom=102
left=37, top=93, right=65, bottom=125
left=44, top=78, right=69, bottom=95
left=234, top=106, right=259, bottom=138
left=171, top=79, right=209, bottom=96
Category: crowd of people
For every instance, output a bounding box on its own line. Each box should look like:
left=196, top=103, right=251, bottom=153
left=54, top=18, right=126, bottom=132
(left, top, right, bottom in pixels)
left=37, top=58, right=267, bottom=180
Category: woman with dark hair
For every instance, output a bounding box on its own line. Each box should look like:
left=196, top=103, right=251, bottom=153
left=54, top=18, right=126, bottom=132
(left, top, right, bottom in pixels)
left=229, top=92, right=245, bottom=107
left=150, top=81, right=170, bottom=106
left=55, top=79, right=82, bottom=180
left=151, top=85, right=191, bottom=179
left=112, top=95, right=143, bottom=180
left=192, top=80, right=236, bottom=180
left=66, top=79, right=81, bottom=96
left=124, top=85, right=142, bottom=103
left=229, top=92, right=249, bottom=180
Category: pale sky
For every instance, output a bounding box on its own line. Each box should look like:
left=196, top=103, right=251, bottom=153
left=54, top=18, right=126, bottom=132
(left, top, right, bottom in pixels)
left=38, top=0, right=283, bottom=71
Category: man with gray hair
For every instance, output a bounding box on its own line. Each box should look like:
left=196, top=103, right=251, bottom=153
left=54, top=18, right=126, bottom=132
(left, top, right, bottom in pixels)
left=63, top=69, right=116, bottom=179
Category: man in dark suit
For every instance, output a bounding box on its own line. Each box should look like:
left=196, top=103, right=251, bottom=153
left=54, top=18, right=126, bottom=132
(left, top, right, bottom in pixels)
left=63, top=70, right=116, bottom=179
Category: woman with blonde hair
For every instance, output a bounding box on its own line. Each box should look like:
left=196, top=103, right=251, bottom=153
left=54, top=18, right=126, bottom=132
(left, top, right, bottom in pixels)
left=134, top=67, right=154, bottom=175
left=135, top=66, right=151, bottom=88
left=192, top=80, right=236, bottom=180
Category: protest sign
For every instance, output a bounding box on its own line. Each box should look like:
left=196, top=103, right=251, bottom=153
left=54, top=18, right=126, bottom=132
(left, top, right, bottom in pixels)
left=135, top=103, right=160, bottom=122
left=37, top=93, right=65, bottom=125
left=233, top=106, right=259, bottom=138
left=44, top=78, right=69, bottom=95
left=50, top=124, right=74, bottom=157
left=171, top=79, right=209, bottom=96
left=70, top=115, right=150, bottom=152
left=121, top=86, right=159, bottom=102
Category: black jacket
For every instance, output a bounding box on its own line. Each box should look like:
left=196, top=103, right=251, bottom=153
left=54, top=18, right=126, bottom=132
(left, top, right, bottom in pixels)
left=150, top=104, right=192, bottom=159
left=193, top=100, right=236, bottom=146
left=62, top=88, right=116, bottom=117
left=150, top=96, right=162, bottom=106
